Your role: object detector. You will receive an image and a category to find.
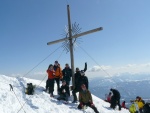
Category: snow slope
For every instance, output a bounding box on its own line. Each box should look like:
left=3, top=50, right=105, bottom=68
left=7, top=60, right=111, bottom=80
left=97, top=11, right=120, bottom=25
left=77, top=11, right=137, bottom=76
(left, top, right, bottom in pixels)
left=0, top=75, right=129, bottom=113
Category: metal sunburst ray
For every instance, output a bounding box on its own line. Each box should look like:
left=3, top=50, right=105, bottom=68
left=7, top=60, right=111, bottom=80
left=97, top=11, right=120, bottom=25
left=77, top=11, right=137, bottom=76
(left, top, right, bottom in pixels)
left=61, top=22, right=82, bottom=53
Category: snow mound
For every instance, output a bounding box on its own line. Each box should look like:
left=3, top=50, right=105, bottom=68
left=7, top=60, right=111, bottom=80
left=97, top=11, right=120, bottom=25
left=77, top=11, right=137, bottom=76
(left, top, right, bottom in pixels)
left=0, top=75, right=129, bottom=113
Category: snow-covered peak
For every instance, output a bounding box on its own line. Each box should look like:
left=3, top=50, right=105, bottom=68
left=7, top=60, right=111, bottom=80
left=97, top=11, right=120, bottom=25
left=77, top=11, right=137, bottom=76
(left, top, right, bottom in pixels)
left=0, top=75, right=129, bottom=113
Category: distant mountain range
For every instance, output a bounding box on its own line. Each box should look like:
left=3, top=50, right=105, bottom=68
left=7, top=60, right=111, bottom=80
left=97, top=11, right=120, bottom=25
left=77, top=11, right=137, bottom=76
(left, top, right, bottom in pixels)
left=89, top=73, right=150, bottom=107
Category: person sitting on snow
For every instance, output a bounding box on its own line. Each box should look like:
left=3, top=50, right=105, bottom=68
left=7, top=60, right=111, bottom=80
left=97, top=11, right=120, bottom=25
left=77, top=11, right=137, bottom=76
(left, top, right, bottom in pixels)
left=121, top=101, right=127, bottom=109
left=57, top=80, right=70, bottom=104
left=135, top=96, right=145, bottom=113
left=105, top=92, right=112, bottom=103
left=110, top=88, right=121, bottom=110
left=77, top=84, right=99, bottom=113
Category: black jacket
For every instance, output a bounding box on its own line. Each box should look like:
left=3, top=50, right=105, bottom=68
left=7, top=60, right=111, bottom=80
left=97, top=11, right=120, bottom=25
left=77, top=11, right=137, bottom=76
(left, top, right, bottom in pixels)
left=62, top=67, right=72, bottom=82
left=111, top=89, right=120, bottom=100
left=74, top=62, right=88, bottom=89
left=79, top=75, right=89, bottom=89
left=59, top=84, right=70, bottom=96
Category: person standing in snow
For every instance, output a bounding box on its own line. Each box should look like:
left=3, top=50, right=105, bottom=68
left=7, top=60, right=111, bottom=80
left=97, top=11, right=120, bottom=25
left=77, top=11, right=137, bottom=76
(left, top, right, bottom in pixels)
left=72, top=62, right=88, bottom=103
left=62, top=63, right=72, bottom=86
left=57, top=80, right=70, bottom=104
left=46, top=64, right=55, bottom=97
left=110, top=88, right=121, bottom=110
left=53, top=61, right=62, bottom=94
left=77, top=84, right=99, bottom=113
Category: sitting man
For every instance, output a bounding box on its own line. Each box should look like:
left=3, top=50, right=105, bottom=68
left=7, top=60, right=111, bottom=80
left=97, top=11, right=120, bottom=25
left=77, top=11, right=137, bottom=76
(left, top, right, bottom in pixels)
left=77, top=84, right=99, bottom=113
left=57, top=80, right=70, bottom=104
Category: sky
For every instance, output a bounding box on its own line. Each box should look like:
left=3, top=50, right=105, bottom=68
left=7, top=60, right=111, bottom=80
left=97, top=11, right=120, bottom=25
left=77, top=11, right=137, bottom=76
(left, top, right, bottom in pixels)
left=0, top=0, right=150, bottom=79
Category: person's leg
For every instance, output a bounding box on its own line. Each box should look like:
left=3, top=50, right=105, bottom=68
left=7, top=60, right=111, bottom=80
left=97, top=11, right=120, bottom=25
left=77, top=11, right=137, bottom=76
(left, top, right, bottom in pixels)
left=51, top=79, right=54, bottom=95
left=110, top=97, right=116, bottom=109
left=72, top=89, right=78, bottom=102
left=55, top=78, right=60, bottom=93
left=65, top=93, right=69, bottom=101
left=86, top=102, right=99, bottom=113
left=49, top=79, right=55, bottom=96
left=117, top=99, right=121, bottom=110
left=46, top=79, right=49, bottom=91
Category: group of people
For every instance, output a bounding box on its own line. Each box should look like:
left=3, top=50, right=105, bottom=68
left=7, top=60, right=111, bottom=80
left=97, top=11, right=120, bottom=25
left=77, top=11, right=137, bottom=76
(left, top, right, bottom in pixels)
left=46, top=61, right=99, bottom=113
left=105, top=90, right=150, bottom=113
left=129, top=96, right=150, bottom=113
left=46, top=60, right=150, bottom=113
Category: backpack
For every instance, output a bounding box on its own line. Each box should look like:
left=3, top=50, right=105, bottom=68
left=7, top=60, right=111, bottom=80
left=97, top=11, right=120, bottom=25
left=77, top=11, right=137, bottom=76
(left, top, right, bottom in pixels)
left=25, top=83, right=34, bottom=95
left=129, top=103, right=139, bottom=113
left=143, top=103, right=150, bottom=113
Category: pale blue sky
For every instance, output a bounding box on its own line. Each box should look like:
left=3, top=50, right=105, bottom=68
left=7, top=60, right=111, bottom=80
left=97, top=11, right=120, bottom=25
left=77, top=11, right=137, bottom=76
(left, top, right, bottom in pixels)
left=0, top=0, right=150, bottom=78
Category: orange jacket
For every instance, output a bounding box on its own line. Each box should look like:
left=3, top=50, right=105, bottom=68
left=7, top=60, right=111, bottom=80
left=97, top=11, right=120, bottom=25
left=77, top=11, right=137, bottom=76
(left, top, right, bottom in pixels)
left=54, top=66, right=62, bottom=79
left=47, top=69, right=55, bottom=79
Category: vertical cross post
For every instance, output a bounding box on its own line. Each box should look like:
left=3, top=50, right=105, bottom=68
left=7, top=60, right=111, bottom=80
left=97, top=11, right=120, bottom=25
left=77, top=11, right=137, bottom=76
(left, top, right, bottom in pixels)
left=47, top=5, right=103, bottom=88
left=67, top=5, right=75, bottom=87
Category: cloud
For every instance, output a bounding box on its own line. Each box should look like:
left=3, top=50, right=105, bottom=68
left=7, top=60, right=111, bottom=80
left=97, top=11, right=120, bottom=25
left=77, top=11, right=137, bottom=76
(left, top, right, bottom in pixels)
left=87, top=63, right=150, bottom=77
left=10, top=73, right=22, bottom=77
left=88, top=65, right=111, bottom=72
left=33, top=71, right=46, bottom=76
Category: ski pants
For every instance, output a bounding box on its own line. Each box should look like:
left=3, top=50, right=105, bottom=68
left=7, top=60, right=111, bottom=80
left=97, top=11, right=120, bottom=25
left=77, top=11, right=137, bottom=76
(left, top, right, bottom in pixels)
left=110, top=96, right=121, bottom=110
left=46, top=79, right=54, bottom=94
left=54, top=78, right=60, bottom=92
left=78, top=102, right=99, bottom=113
left=72, top=88, right=80, bottom=101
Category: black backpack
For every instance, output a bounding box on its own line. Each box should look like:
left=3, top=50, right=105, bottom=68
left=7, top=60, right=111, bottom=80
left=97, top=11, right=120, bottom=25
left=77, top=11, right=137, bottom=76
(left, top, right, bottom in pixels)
left=143, top=103, right=150, bottom=113
left=25, top=83, right=34, bottom=95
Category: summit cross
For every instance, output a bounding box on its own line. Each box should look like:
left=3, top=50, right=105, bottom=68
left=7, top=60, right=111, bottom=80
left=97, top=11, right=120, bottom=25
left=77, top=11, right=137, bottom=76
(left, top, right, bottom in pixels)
left=47, top=5, right=103, bottom=87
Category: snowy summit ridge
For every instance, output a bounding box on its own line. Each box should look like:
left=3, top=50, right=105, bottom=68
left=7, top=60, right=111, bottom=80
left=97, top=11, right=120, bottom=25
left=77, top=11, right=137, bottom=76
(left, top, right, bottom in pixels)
left=0, top=75, right=129, bottom=113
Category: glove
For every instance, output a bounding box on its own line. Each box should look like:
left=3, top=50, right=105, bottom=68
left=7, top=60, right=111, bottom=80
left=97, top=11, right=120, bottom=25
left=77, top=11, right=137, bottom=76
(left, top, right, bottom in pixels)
left=91, top=103, right=95, bottom=107
left=80, top=103, right=83, bottom=108
left=89, top=100, right=94, bottom=107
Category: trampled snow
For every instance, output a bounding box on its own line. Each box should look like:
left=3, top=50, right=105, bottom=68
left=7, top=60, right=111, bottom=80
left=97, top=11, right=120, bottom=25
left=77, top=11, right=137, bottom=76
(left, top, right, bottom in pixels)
left=0, top=75, right=129, bottom=113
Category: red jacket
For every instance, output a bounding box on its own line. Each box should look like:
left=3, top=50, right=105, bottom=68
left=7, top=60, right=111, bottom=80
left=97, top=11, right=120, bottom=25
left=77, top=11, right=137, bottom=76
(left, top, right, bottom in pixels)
left=121, top=101, right=126, bottom=108
left=47, top=69, right=55, bottom=79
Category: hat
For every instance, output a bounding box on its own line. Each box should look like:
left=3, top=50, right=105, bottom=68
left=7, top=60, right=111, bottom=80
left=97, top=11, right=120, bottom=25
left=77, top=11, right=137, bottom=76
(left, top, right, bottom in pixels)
left=76, top=67, right=79, bottom=71
left=65, top=63, right=69, bottom=66
left=136, top=96, right=140, bottom=99
left=55, top=61, right=58, bottom=63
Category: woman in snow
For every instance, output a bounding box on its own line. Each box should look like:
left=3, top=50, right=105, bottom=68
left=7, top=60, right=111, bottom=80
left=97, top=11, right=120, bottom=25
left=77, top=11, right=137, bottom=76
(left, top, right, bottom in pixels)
left=46, top=64, right=55, bottom=97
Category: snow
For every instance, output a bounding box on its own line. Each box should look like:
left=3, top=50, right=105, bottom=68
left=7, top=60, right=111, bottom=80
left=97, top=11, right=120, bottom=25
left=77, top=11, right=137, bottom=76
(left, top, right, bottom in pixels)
left=0, top=75, right=129, bottom=113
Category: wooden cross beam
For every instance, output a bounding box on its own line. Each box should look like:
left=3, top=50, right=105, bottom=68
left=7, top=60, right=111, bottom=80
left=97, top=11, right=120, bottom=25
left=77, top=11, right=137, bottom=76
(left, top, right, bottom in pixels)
left=47, top=5, right=103, bottom=87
